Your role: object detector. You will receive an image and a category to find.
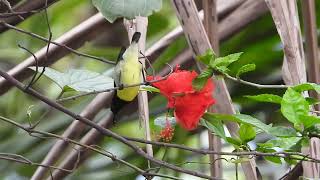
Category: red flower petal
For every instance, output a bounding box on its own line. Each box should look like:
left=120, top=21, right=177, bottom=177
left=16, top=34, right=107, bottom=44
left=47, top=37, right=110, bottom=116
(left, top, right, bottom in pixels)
left=148, top=67, right=215, bottom=131
left=174, top=85, right=215, bottom=130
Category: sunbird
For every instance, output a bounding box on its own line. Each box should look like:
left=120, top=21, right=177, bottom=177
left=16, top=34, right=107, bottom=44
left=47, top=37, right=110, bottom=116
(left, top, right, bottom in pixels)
left=111, top=32, right=142, bottom=120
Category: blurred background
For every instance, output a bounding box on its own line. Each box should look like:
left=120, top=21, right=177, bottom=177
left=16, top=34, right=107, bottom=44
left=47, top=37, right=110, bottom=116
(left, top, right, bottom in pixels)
left=0, top=0, right=319, bottom=179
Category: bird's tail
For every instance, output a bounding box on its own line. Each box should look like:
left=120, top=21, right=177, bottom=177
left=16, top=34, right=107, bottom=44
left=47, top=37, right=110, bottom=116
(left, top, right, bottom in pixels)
left=110, top=94, right=129, bottom=123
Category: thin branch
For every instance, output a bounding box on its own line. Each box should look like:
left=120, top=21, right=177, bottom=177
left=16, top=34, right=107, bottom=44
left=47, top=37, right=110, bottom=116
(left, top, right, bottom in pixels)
left=123, top=136, right=320, bottom=163
left=0, top=3, right=52, bottom=18
left=29, top=0, right=53, bottom=87
left=0, top=21, right=115, bottom=65
left=0, top=0, right=60, bottom=33
left=224, top=73, right=289, bottom=89
left=0, top=69, right=219, bottom=180
left=0, top=0, right=24, bottom=20
left=0, top=155, right=72, bottom=173
left=17, top=44, right=39, bottom=89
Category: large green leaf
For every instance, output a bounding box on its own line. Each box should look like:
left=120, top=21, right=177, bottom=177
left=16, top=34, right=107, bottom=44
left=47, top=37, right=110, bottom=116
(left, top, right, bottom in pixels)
left=204, top=113, right=272, bottom=133
left=226, top=137, right=242, bottom=147
left=293, top=83, right=320, bottom=94
left=92, top=0, right=162, bottom=22
left=305, top=97, right=320, bottom=105
left=239, top=124, right=256, bottom=143
left=262, top=148, right=282, bottom=164
left=269, top=126, right=297, bottom=137
left=299, top=115, right=320, bottom=129
left=30, top=67, right=114, bottom=92
left=281, top=88, right=309, bottom=125
left=265, top=137, right=301, bottom=150
left=245, top=94, right=282, bottom=104
left=200, top=119, right=226, bottom=140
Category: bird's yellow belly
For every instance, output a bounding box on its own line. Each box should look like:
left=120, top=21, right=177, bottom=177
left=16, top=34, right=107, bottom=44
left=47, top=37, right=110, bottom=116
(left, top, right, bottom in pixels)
left=117, top=62, right=142, bottom=101
left=117, top=86, right=140, bottom=101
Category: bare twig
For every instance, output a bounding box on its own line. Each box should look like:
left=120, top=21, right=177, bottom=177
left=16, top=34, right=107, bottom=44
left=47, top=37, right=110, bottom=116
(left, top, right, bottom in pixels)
left=17, top=44, right=39, bottom=89
left=28, top=0, right=53, bottom=88
left=124, top=136, right=320, bottom=163
left=0, top=155, right=71, bottom=173
left=0, top=0, right=24, bottom=20
left=0, top=0, right=60, bottom=33
left=0, top=21, right=115, bottom=65
left=0, top=2, right=52, bottom=18
left=224, top=73, right=289, bottom=89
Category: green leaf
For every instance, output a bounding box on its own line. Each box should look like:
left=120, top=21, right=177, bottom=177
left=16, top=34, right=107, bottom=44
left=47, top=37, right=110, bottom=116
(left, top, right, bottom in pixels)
left=269, top=126, right=297, bottom=137
left=305, top=97, right=320, bottom=105
left=200, top=119, right=226, bottom=140
left=293, top=83, right=320, bottom=94
left=299, top=115, right=320, bottom=129
left=226, top=137, right=242, bottom=147
left=140, top=85, right=160, bottom=93
left=236, top=64, right=256, bottom=78
left=266, top=137, right=301, bottom=150
left=239, top=124, right=256, bottom=143
left=192, top=68, right=213, bottom=91
left=261, top=148, right=282, bottom=164
left=204, top=113, right=272, bottom=133
left=196, top=49, right=215, bottom=65
left=30, top=67, right=114, bottom=92
left=281, top=88, right=309, bottom=125
left=210, top=52, right=243, bottom=73
left=154, top=116, right=176, bottom=128
left=306, top=124, right=320, bottom=135
left=256, top=147, right=282, bottom=164
left=245, top=94, right=282, bottom=104
left=92, top=0, right=162, bottom=23
left=300, top=137, right=310, bottom=147
left=284, top=157, right=297, bottom=165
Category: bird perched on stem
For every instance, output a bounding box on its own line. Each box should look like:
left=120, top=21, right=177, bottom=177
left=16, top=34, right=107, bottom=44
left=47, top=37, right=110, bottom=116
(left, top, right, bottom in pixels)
left=111, top=32, right=142, bottom=122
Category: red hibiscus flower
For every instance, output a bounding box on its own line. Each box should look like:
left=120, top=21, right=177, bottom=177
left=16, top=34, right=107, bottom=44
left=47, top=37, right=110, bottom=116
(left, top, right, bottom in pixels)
left=148, top=66, right=215, bottom=130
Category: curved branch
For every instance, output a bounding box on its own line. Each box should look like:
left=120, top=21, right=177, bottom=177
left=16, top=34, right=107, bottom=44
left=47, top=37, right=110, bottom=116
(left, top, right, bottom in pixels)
left=0, top=0, right=60, bottom=33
